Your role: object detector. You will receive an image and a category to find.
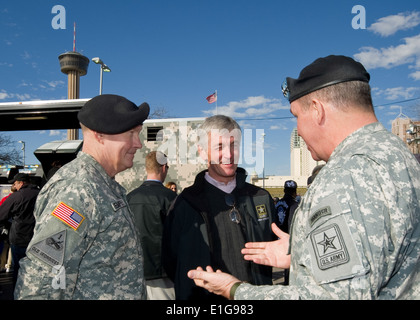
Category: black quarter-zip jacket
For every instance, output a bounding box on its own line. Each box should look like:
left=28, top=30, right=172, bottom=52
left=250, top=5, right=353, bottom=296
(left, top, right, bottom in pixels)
left=162, top=168, right=278, bottom=300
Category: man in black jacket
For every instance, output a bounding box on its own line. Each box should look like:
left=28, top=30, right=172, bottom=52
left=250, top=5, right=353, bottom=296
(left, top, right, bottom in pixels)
left=127, top=151, right=177, bottom=299
left=0, top=173, right=39, bottom=288
left=163, top=115, right=278, bottom=300
left=276, top=180, right=299, bottom=233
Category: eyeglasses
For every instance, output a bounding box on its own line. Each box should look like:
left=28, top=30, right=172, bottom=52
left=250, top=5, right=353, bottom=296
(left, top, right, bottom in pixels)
left=225, top=194, right=241, bottom=224
left=281, top=79, right=290, bottom=100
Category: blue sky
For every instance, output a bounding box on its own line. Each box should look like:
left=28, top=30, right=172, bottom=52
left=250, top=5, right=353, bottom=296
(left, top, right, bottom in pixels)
left=1, top=0, right=419, bottom=176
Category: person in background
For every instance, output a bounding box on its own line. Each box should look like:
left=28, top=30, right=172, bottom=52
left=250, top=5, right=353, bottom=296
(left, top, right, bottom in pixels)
left=276, top=180, right=299, bottom=285
left=46, top=160, right=62, bottom=181
left=0, top=184, right=16, bottom=275
left=0, top=173, right=39, bottom=289
left=275, top=180, right=298, bottom=233
left=187, top=55, right=420, bottom=300
left=127, top=151, right=177, bottom=300
left=307, top=164, right=325, bottom=187
left=165, top=181, right=178, bottom=194
left=14, top=94, right=150, bottom=300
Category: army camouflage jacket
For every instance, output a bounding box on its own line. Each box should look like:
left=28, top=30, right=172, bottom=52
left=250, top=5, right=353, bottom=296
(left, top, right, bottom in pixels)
left=235, top=122, right=420, bottom=300
left=15, top=152, right=146, bottom=300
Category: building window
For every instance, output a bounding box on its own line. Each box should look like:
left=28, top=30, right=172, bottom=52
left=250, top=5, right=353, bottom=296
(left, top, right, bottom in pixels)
left=147, top=126, right=163, bottom=142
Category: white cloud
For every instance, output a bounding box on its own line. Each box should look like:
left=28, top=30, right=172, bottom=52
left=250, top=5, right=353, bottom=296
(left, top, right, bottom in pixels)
left=0, top=90, right=33, bottom=101
left=21, top=51, right=31, bottom=60
left=389, top=105, right=402, bottom=110
left=409, top=70, right=420, bottom=80
left=0, top=62, right=13, bottom=67
left=355, top=34, right=420, bottom=69
left=269, top=125, right=287, bottom=130
left=18, top=81, right=32, bottom=87
left=44, top=80, right=65, bottom=88
left=0, top=90, right=10, bottom=100
left=15, top=93, right=31, bottom=100
left=40, top=80, right=65, bottom=90
left=373, top=86, right=419, bottom=100
left=49, top=130, right=61, bottom=136
left=354, top=34, right=420, bottom=79
left=368, top=11, right=420, bottom=37
left=203, top=95, right=289, bottom=118
left=356, top=11, right=420, bottom=80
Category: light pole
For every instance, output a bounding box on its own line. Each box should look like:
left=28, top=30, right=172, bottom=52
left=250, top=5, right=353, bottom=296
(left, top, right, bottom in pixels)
left=18, top=140, right=25, bottom=166
left=261, top=133, right=266, bottom=188
left=92, top=57, right=111, bottom=95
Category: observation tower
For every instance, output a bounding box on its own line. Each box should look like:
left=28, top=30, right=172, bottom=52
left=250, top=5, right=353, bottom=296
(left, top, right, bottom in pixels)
left=58, top=23, right=89, bottom=139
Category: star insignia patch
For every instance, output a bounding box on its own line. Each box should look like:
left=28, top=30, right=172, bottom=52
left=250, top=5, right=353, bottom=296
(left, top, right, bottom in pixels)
left=255, top=204, right=268, bottom=221
left=310, top=223, right=349, bottom=270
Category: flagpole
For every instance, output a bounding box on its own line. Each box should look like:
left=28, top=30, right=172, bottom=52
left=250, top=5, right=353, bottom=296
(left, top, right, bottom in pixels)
left=215, top=89, right=218, bottom=115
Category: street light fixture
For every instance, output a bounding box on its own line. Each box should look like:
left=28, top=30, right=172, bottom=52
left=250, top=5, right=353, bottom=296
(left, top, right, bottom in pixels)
left=406, top=123, right=419, bottom=145
left=18, top=140, right=25, bottom=166
left=92, top=57, right=111, bottom=95
left=406, top=137, right=420, bottom=145
left=406, top=123, right=417, bottom=135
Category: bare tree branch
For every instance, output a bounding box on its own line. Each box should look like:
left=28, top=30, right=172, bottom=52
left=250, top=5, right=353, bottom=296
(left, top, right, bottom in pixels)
left=0, top=134, right=22, bottom=164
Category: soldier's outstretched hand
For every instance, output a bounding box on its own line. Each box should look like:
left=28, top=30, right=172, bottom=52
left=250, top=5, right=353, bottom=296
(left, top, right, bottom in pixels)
left=241, top=223, right=291, bottom=269
left=187, top=266, right=240, bottom=300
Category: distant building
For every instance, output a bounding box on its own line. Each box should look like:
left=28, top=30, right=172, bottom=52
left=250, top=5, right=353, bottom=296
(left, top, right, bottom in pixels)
left=391, top=111, right=420, bottom=155
left=116, top=117, right=207, bottom=193
left=251, top=128, right=325, bottom=195
left=290, top=128, right=325, bottom=177
left=250, top=172, right=308, bottom=189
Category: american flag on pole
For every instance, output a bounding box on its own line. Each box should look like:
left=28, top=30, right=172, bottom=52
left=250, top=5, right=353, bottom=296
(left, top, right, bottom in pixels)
left=51, top=202, right=85, bottom=230
left=206, top=92, right=217, bottom=104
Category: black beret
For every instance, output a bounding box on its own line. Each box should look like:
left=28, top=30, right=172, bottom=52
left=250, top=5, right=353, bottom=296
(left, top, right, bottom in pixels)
left=78, top=94, right=150, bottom=134
left=282, top=55, right=370, bottom=103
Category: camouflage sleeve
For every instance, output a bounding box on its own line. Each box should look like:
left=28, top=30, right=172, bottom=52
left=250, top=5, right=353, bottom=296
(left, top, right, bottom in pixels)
left=235, top=282, right=300, bottom=300
left=15, top=184, right=95, bottom=299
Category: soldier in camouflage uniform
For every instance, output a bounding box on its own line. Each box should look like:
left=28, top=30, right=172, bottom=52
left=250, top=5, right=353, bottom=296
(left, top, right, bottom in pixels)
left=14, top=94, right=150, bottom=299
left=188, top=55, right=420, bottom=299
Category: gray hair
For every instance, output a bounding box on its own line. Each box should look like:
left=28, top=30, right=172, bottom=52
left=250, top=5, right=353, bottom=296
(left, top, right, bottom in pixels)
left=197, top=115, right=242, bottom=151
left=300, top=80, right=374, bottom=113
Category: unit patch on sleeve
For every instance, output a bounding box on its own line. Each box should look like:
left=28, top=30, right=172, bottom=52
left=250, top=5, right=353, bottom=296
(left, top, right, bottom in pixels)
left=29, top=230, right=66, bottom=268
left=311, top=223, right=349, bottom=270
left=51, top=202, right=85, bottom=230
left=308, top=215, right=366, bottom=284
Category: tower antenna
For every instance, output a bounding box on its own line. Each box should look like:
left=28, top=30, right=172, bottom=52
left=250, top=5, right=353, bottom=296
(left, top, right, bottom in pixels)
left=73, top=22, right=76, bottom=52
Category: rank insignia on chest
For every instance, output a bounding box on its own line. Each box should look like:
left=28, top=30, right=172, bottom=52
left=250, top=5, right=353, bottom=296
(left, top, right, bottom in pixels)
left=51, top=202, right=85, bottom=231
left=256, top=204, right=268, bottom=221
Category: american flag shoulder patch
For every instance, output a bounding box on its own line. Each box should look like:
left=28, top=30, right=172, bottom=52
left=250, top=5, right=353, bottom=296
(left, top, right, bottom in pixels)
left=51, top=202, right=85, bottom=231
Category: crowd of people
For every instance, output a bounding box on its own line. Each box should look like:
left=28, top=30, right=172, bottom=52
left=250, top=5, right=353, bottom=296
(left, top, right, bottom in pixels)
left=0, top=55, right=419, bottom=300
